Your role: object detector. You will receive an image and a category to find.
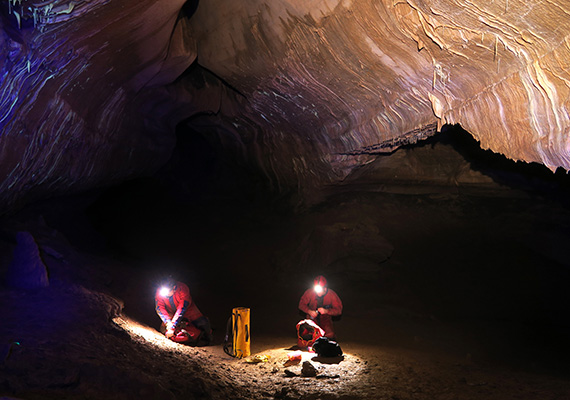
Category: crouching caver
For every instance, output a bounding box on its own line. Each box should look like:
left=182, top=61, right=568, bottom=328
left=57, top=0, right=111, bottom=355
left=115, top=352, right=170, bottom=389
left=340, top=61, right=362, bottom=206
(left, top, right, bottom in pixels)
left=298, top=275, right=343, bottom=339
left=155, top=278, right=213, bottom=345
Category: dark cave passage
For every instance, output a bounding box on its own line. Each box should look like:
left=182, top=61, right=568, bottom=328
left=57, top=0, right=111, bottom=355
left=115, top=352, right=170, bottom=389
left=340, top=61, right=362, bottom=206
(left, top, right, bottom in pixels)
left=2, top=124, right=570, bottom=400
left=80, top=124, right=570, bottom=369
left=433, top=125, right=570, bottom=198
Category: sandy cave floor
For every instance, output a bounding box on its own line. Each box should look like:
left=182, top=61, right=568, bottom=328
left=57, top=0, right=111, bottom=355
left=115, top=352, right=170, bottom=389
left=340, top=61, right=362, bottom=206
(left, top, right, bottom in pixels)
left=1, top=277, right=569, bottom=400
left=1, top=187, right=570, bottom=399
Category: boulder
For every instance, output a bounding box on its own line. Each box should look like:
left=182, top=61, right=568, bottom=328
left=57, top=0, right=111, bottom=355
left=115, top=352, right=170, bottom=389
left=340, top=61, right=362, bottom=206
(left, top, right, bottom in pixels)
left=301, top=361, right=318, bottom=377
left=5, top=231, right=49, bottom=289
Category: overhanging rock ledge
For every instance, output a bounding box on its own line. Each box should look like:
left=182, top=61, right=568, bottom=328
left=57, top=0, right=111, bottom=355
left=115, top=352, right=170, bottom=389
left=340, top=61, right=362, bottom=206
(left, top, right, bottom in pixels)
left=1, top=0, right=569, bottom=209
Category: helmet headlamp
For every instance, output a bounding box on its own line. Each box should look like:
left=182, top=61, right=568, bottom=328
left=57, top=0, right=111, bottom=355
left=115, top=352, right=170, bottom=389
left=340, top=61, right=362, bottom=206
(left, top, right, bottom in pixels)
left=313, top=275, right=327, bottom=295
left=314, top=284, right=324, bottom=295
left=159, top=276, right=176, bottom=297
left=159, top=286, right=173, bottom=297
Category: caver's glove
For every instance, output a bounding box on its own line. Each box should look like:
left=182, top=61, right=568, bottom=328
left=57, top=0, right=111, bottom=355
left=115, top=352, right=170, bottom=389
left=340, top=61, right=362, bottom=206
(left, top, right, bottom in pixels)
left=317, top=307, right=328, bottom=315
left=165, top=321, right=176, bottom=338
left=308, top=310, right=318, bottom=319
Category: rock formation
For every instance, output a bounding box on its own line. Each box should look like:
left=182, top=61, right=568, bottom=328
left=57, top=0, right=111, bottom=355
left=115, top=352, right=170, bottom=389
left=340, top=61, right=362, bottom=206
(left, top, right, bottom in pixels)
left=5, top=231, right=49, bottom=289
left=1, top=0, right=569, bottom=210
left=0, top=0, right=198, bottom=210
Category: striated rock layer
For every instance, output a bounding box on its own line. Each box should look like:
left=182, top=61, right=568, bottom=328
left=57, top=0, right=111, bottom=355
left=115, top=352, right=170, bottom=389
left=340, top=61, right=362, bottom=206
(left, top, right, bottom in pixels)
left=0, top=0, right=200, bottom=210
left=2, top=0, right=570, bottom=210
left=190, top=0, right=570, bottom=196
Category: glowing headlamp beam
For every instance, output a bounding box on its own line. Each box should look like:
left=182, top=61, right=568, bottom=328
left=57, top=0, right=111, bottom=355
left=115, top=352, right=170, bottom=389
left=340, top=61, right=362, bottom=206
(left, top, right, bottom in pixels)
left=159, top=286, right=172, bottom=297
left=314, top=284, right=324, bottom=295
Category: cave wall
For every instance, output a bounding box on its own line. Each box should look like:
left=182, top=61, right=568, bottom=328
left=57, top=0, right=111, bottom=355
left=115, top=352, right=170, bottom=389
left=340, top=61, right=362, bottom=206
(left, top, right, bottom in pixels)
left=190, top=0, right=570, bottom=186
left=1, top=0, right=570, bottom=211
left=0, top=0, right=196, bottom=211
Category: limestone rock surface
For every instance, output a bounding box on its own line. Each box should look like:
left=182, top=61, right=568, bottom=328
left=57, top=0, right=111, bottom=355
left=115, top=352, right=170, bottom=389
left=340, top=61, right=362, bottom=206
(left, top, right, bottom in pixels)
left=0, top=0, right=199, bottom=210
left=1, top=0, right=570, bottom=209
left=190, top=0, right=570, bottom=193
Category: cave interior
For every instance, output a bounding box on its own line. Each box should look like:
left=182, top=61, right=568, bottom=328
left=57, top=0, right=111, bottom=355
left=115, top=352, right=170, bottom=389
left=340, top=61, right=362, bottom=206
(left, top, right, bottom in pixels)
left=1, top=1, right=570, bottom=399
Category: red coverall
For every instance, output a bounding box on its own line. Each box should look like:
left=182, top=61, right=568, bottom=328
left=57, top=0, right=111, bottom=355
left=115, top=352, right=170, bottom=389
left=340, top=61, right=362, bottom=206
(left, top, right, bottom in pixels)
left=298, top=287, right=343, bottom=339
left=155, top=281, right=210, bottom=341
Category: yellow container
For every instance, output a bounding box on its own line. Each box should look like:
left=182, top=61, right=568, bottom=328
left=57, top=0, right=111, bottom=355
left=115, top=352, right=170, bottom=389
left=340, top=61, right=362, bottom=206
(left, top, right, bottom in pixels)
left=232, top=307, right=250, bottom=358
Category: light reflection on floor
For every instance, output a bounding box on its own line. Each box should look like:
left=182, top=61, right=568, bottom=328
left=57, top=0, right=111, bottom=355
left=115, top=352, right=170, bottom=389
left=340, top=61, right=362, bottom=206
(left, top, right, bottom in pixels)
left=113, top=314, right=368, bottom=397
left=112, top=315, right=179, bottom=350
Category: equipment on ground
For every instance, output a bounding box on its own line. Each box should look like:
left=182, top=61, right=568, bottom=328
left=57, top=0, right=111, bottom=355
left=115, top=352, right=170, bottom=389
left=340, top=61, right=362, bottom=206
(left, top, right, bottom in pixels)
left=296, top=319, right=325, bottom=349
left=223, top=307, right=251, bottom=358
left=312, top=336, right=343, bottom=357
left=161, top=320, right=202, bottom=345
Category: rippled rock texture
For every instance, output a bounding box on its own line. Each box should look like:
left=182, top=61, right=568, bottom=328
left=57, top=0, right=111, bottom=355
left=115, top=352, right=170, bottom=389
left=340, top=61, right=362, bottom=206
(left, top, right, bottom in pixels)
left=0, top=0, right=201, bottom=210
left=2, top=0, right=570, bottom=209
left=191, top=0, right=570, bottom=191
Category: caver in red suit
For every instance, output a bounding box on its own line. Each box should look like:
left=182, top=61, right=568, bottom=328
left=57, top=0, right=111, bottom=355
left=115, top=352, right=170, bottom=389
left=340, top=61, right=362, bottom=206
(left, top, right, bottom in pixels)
left=155, top=280, right=213, bottom=345
left=298, top=275, right=343, bottom=339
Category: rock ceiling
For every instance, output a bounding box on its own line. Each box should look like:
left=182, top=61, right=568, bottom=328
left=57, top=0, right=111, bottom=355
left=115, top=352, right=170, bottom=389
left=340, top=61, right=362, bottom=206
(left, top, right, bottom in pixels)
left=1, top=0, right=569, bottom=210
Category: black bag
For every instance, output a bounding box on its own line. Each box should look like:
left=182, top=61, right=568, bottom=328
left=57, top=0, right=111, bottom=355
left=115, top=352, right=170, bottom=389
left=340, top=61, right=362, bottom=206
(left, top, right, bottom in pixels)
left=312, top=336, right=343, bottom=357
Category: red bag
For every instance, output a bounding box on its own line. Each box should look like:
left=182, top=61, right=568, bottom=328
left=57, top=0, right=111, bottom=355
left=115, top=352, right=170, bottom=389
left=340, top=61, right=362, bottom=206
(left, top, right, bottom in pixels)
left=171, top=324, right=202, bottom=344
left=296, top=319, right=325, bottom=349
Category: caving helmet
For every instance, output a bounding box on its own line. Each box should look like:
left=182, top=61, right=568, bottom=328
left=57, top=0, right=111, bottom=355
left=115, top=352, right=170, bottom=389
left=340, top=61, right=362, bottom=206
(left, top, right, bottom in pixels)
left=158, top=276, right=176, bottom=297
left=313, top=275, right=328, bottom=296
